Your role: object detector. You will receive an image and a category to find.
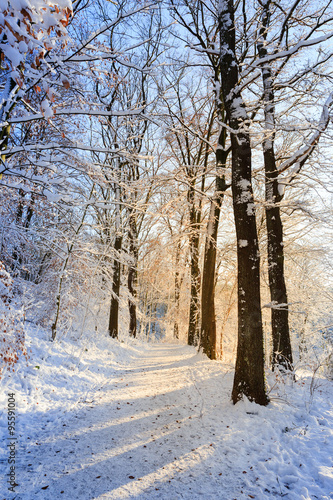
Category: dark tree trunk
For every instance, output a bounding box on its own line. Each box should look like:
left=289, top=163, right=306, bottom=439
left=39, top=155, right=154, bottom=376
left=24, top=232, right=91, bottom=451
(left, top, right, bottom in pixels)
left=22, top=193, right=35, bottom=280
left=266, top=191, right=293, bottom=370
left=174, top=241, right=181, bottom=340
left=145, top=302, right=151, bottom=338
left=264, top=139, right=294, bottom=371
left=200, top=125, right=229, bottom=359
left=200, top=174, right=228, bottom=359
left=257, top=2, right=293, bottom=372
left=12, top=191, right=36, bottom=278
left=128, top=212, right=138, bottom=338
left=188, top=182, right=201, bottom=346
left=35, top=250, right=52, bottom=284
left=24, top=193, right=35, bottom=229
left=15, top=189, right=25, bottom=224
left=128, top=273, right=137, bottom=337
left=108, top=234, right=122, bottom=338
left=219, top=0, right=268, bottom=405
left=12, top=189, right=25, bottom=270
left=188, top=234, right=200, bottom=346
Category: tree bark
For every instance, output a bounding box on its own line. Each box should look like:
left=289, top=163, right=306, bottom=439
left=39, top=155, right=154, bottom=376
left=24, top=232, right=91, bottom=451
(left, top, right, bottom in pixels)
left=266, top=195, right=293, bottom=370
left=219, top=0, right=268, bottom=405
left=200, top=125, right=229, bottom=359
left=12, top=190, right=25, bottom=271
left=128, top=210, right=138, bottom=338
left=187, top=181, right=201, bottom=346
left=108, top=233, right=122, bottom=338
left=174, top=241, right=181, bottom=340
left=108, top=157, right=122, bottom=339
left=257, top=1, right=293, bottom=371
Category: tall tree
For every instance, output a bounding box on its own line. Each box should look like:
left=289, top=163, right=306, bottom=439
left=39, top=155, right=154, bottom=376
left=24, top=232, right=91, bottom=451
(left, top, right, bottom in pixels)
left=160, top=70, right=214, bottom=346
left=200, top=113, right=230, bottom=359
left=108, top=156, right=123, bottom=339
left=218, top=0, right=268, bottom=405
left=169, top=0, right=231, bottom=358
left=257, top=1, right=293, bottom=371
left=256, top=0, right=333, bottom=371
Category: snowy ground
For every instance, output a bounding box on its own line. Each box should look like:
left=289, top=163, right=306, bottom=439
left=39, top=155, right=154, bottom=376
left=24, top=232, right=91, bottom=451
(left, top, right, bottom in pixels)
left=0, top=327, right=332, bottom=499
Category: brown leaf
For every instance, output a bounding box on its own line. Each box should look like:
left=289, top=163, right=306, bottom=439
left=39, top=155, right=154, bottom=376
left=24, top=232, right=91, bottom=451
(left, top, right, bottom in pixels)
left=62, top=79, right=70, bottom=90
left=21, top=8, right=33, bottom=22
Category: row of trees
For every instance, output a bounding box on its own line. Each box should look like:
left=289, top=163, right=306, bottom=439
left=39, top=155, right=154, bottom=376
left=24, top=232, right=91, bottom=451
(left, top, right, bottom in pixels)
left=1, top=0, right=332, bottom=404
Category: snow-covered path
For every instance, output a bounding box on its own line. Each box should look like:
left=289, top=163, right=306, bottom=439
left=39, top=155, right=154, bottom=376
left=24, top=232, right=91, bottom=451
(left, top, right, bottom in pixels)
left=2, top=339, right=333, bottom=499
left=14, top=344, right=236, bottom=499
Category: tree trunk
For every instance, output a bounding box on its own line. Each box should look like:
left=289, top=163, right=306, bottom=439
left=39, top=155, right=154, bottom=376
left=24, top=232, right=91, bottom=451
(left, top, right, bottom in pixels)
left=108, top=161, right=122, bottom=339
left=35, top=250, right=52, bottom=284
left=200, top=174, right=228, bottom=359
left=174, top=241, right=181, bottom=340
left=24, top=193, right=35, bottom=229
left=265, top=179, right=293, bottom=370
left=200, top=125, right=229, bottom=359
left=128, top=211, right=138, bottom=338
left=108, top=233, right=122, bottom=338
left=257, top=2, right=293, bottom=372
left=219, top=0, right=268, bottom=405
left=188, top=181, right=201, bottom=346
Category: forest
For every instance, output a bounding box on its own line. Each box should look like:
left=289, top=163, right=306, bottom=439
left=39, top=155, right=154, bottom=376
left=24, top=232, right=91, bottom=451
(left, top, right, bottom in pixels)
left=0, top=1, right=333, bottom=499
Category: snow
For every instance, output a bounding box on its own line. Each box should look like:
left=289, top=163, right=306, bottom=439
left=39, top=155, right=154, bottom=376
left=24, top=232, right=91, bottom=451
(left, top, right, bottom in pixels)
left=278, top=92, right=333, bottom=176
left=247, top=203, right=255, bottom=216
left=4, top=107, right=144, bottom=126
left=0, top=327, right=332, bottom=499
left=41, top=100, right=53, bottom=119
left=2, top=45, right=23, bottom=67
left=263, top=301, right=290, bottom=310
left=239, top=239, right=248, bottom=248
left=18, top=41, right=28, bottom=54
left=238, top=179, right=251, bottom=190
left=278, top=182, right=285, bottom=197
left=230, top=97, right=247, bottom=120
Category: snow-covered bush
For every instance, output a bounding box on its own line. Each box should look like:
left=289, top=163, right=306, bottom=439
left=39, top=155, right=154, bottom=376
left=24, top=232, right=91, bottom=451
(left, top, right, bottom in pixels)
left=0, top=262, right=28, bottom=379
left=0, top=0, right=73, bottom=123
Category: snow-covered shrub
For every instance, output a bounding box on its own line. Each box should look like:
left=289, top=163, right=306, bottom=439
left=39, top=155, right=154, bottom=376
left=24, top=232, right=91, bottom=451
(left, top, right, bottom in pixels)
left=0, top=262, right=28, bottom=379
left=326, top=352, right=333, bottom=380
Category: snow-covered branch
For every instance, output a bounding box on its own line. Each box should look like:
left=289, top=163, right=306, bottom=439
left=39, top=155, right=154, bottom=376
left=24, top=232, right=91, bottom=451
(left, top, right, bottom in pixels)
left=278, top=92, right=333, bottom=175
